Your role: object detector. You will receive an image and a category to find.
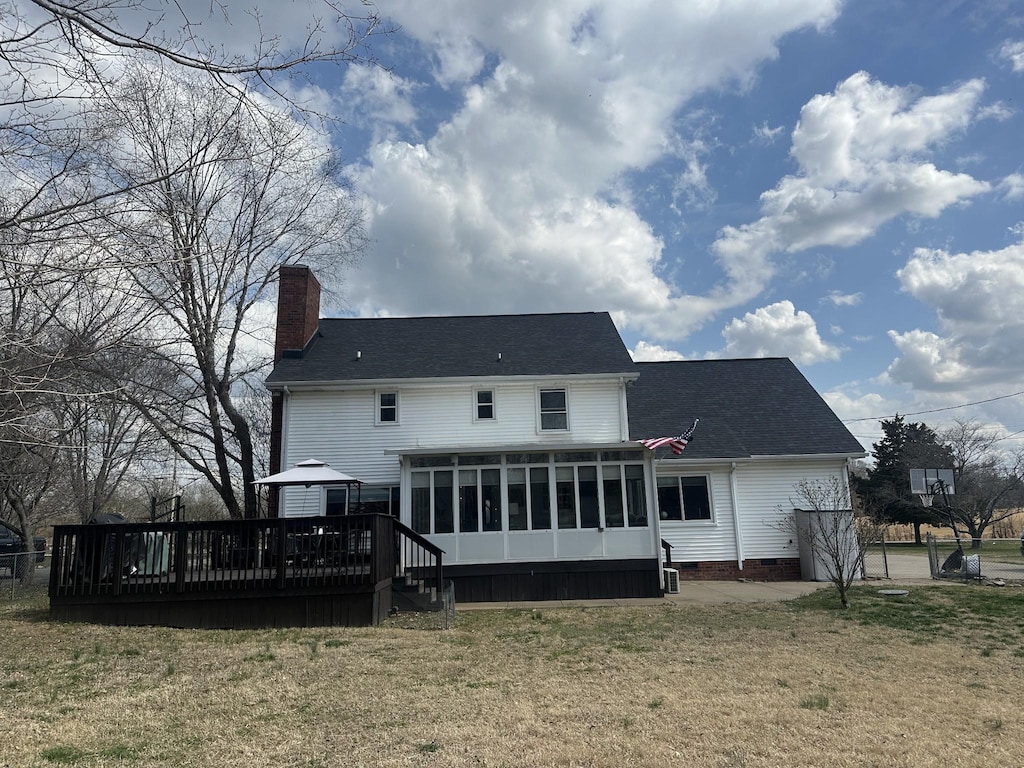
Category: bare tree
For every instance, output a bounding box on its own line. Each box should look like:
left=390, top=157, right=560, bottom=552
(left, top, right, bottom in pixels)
left=51, top=379, right=161, bottom=523
left=780, top=475, right=884, bottom=609
left=1, top=0, right=384, bottom=234
left=87, top=63, right=364, bottom=518
left=939, top=419, right=1024, bottom=548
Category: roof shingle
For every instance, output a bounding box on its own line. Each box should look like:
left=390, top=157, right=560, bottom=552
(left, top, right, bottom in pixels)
left=627, top=358, right=865, bottom=459
left=266, top=312, right=637, bottom=383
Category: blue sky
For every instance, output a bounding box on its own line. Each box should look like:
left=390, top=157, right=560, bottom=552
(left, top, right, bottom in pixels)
left=225, top=1, right=1024, bottom=453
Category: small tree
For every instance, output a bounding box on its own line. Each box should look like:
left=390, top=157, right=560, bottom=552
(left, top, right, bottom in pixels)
left=781, top=476, right=884, bottom=609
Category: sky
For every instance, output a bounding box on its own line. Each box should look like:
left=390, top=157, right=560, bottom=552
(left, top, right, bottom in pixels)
left=128, top=1, right=1024, bottom=456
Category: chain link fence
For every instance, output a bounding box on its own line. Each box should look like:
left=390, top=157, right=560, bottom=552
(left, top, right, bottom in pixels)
left=926, top=534, right=1024, bottom=582
left=0, top=550, right=49, bottom=602
left=861, top=536, right=890, bottom=579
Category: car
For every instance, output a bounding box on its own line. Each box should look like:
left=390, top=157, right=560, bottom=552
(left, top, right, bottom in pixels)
left=0, top=520, right=47, bottom=578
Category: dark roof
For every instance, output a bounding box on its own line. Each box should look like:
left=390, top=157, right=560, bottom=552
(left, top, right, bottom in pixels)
left=627, top=358, right=865, bottom=459
left=267, top=312, right=636, bottom=383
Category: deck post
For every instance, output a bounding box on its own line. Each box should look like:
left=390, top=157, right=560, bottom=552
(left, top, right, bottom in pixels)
left=49, top=531, right=63, bottom=594
left=112, top=528, right=125, bottom=596
left=276, top=517, right=287, bottom=589
left=174, top=523, right=188, bottom=592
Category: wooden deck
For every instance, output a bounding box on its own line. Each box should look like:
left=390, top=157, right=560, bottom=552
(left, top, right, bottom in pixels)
left=49, top=515, right=443, bottom=628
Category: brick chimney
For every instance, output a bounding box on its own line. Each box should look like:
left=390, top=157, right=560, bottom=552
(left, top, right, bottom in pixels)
left=268, top=265, right=321, bottom=516
left=274, top=264, right=321, bottom=361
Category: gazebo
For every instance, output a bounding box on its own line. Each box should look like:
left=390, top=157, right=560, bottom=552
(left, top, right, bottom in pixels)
left=253, top=458, right=362, bottom=512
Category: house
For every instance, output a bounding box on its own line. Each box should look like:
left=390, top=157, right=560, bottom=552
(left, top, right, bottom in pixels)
left=627, top=359, right=866, bottom=580
left=266, top=265, right=865, bottom=601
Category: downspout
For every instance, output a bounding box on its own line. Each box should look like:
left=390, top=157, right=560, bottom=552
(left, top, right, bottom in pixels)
left=618, top=377, right=629, bottom=441
left=730, top=461, right=744, bottom=571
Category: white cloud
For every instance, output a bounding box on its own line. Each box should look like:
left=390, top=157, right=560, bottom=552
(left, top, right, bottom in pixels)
left=711, top=300, right=841, bottom=364
left=344, top=1, right=843, bottom=332
left=999, top=40, right=1024, bottom=72
left=340, top=66, right=419, bottom=131
left=977, top=101, right=1014, bottom=121
left=753, top=121, right=784, bottom=144
left=886, top=242, right=1024, bottom=390
left=710, top=72, right=990, bottom=313
left=826, top=290, right=862, bottom=306
left=999, top=173, right=1024, bottom=200
left=630, top=341, right=685, bottom=362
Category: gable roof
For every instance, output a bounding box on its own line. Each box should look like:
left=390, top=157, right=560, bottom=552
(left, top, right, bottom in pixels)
left=266, top=312, right=637, bottom=384
left=627, top=358, right=865, bottom=459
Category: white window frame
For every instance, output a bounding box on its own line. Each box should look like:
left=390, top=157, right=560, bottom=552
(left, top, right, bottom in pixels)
left=376, top=390, right=400, bottom=425
left=537, top=387, right=569, bottom=432
left=657, top=474, right=715, bottom=524
left=474, top=388, right=495, bottom=421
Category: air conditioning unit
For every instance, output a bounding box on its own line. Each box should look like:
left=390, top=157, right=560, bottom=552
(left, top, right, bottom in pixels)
left=663, top=567, right=680, bottom=594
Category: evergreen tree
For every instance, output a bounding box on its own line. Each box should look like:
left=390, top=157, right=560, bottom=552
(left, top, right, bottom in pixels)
left=855, top=415, right=951, bottom=544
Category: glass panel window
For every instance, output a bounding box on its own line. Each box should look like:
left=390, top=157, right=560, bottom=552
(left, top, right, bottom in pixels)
left=625, top=465, right=647, bottom=527
left=578, top=466, right=600, bottom=528
left=554, top=451, right=595, bottom=463
left=508, top=468, right=528, bottom=531
left=539, top=388, right=568, bottom=431
left=354, top=486, right=393, bottom=515
left=325, top=487, right=347, bottom=516
left=657, top=477, right=682, bottom=521
left=476, top=390, right=494, bottom=420
left=378, top=392, right=398, bottom=423
left=390, top=487, right=400, bottom=518
left=556, top=466, right=577, bottom=528
left=507, top=452, right=549, bottom=464
left=459, top=469, right=479, bottom=533
left=434, top=471, right=454, bottom=533
left=411, top=472, right=430, bottom=533
left=482, top=469, right=501, bottom=531
left=530, top=467, right=551, bottom=530
left=601, top=450, right=644, bottom=462
left=410, top=455, right=454, bottom=468
left=602, top=465, right=624, bottom=528
left=458, top=454, right=501, bottom=466
left=681, top=476, right=712, bottom=521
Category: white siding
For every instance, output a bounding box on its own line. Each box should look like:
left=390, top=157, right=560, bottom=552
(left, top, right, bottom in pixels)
left=655, top=458, right=850, bottom=564
left=279, top=379, right=626, bottom=517
left=656, top=464, right=737, bottom=563
left=734, top=459, right=850, bottom=560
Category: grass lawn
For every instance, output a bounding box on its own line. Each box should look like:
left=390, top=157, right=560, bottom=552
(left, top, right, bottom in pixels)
left=2, top=584, right=1024, bottom=767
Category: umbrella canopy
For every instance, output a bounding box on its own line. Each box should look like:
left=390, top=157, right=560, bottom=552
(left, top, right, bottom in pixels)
left=252, top=459, right=362, bottom=487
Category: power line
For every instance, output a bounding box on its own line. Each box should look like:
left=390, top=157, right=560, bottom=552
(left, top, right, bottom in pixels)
left=842, top=390, right=1024, bottom=424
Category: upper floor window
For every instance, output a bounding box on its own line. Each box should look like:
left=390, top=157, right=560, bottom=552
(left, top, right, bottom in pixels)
left=538, top=388, right=568, bottom=431
left=377, top=391, right=398, bottom=424
left=475, top=389, right=494, bottom=420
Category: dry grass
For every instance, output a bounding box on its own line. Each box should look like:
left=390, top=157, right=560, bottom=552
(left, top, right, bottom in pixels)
left=2, top=585, right=1024, bottom=767
left=886, top=509, right=1024, bottom=542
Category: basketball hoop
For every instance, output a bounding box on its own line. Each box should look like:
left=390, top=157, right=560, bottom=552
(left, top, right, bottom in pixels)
left=919, top=493, right=934, bottom=508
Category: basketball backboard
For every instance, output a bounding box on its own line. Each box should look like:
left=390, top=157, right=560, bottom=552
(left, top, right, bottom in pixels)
left=909, top=468, right=955, bottom=496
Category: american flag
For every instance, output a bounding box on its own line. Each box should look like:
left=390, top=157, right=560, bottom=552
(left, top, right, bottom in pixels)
left=636, top=418, right=699, bottom=455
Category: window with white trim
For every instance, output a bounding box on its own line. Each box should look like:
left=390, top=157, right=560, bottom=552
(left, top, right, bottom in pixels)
left=377, top=391, right=398, bottom=424
left=475, top=389, right=494, bottom=420
left=657, top=475, right=712, bottom=521
left=538, top=388, right=568, bottom=431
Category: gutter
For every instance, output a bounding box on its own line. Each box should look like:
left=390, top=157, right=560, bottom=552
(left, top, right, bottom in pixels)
left=265, top=371, right=640, bottom=392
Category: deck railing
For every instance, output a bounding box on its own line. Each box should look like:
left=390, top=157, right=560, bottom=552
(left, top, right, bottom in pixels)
left=393, top=520, right=445, bottom=607
left=50, top=514, right=396, bottom=599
